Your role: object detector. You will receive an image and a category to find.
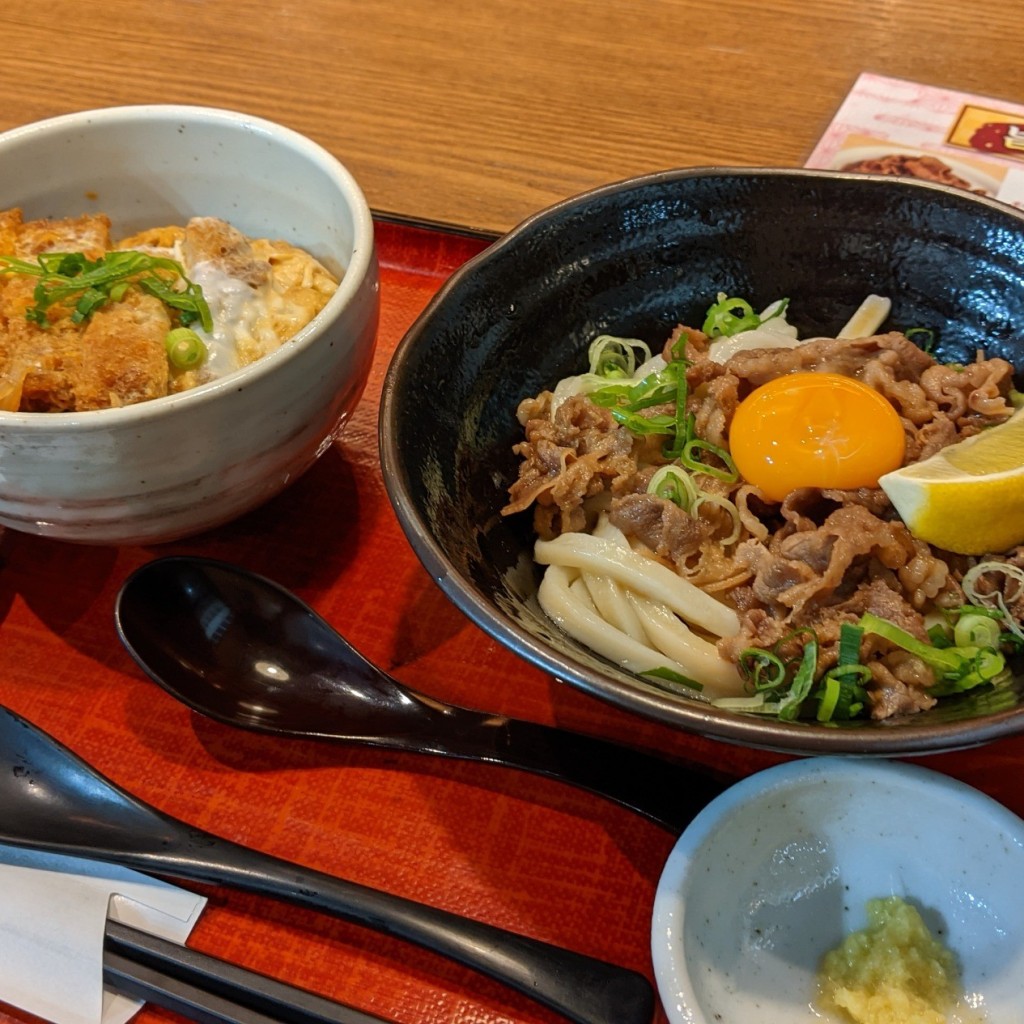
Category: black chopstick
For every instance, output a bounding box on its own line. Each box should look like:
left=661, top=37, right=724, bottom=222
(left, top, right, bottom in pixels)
left=104, top=920, right=389, bottom=1024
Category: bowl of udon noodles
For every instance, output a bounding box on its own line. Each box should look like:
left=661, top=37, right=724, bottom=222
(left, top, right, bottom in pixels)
left=380, top=168, right=1024, bottom=754
left=0, top=105, right=378, bottom=544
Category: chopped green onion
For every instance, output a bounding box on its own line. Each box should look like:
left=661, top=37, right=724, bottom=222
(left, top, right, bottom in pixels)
left=591, top=361, right=684, bottom=436
left=954, top=613, right=1002, bottom=649
left=646, top=464, right=741, bottom=543
left=739, top=647, right=787, bottom=691
left=701, top=293, right=790, bottom=338
left=858, top=612, right=1005, bottom=694
left=662, top=386, right=692, bottom=461
left=905, top=326, right=936, bottom=353
left=703, top=295, right=759, bottom=337
left=814, top=667, right=869, bottom=722
left=588, top=339, right=741, bottom=481
left=0, top=250, right=212, bottom=333
left=962, top=561, right=1024, bottom=644
left=587, top=335, right=651, bottom=379
left=670, top=333, right=690, bottom=361
left=926, top=623, right=953, bottom=648
left=836, top=623, right=864, bottom=667
left=776, top=634, right=818, bottom=721
left=165, top=327, right=207, bottom=370
left=647, top=465, right=699, bottom=510
left=815, top=675, right=841, bottom=722
left=591, top=364, right=676, bottom=410
left=711, top=694, right=775, bottom=713
left=1000, top=631, right=1024, bottom=655
left=738, top=629, right=869, bottom=722
left=641, top=666, right=703, bottom=692
left=809, top=624, right=870, bottom=722
left=607, top=408, right=677, bottom=435
left=73, top=286, right=109, bottom=323
left=678, top=436, right=738, bottom=482
left=952, top=604, right=1004, bottom=620
left=725, top=603, right=1008, bottom=723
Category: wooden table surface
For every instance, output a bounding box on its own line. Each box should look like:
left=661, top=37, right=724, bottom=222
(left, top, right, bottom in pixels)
left=3, top=0, right=1024, bottom=234
left=2, top=5, right=1024, bottom=1024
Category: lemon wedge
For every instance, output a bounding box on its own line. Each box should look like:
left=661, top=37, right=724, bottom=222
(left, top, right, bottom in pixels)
left=879, top=407, right=1024, bottom=555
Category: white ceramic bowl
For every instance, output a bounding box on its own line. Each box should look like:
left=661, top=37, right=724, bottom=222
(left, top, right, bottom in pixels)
left=652, top=758, right=1024, bottom=1022
left=0, top=105, right=379, bottom=544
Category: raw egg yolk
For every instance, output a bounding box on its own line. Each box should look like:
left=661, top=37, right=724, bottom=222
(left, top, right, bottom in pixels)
left=728, top=372, right=905, bottom=501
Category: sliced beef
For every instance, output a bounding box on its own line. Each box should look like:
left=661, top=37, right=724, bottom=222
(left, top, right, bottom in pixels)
left=503, top=392, right=639, bottom=538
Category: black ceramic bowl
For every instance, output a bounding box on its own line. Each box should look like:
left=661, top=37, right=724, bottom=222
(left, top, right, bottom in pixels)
left=380, top=167, right=1024, bottom=755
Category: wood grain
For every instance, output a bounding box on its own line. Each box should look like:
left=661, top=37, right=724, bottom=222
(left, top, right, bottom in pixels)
left=2, top=0, right=1023, bottom=232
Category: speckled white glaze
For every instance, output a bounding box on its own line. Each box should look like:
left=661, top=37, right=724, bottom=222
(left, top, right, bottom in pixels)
left=0, top=105, right=379, bottom=544
left=652, top=758, right=1024, bottom=1022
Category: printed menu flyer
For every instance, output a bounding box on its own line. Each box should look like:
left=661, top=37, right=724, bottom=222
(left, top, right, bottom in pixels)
left=806, top=72, right=1024, bottom=209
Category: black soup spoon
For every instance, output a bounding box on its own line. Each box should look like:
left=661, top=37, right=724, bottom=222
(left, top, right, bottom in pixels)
left=114, top=556, right=728, bottom=833
left=0, top=705, right=653, bottom=1024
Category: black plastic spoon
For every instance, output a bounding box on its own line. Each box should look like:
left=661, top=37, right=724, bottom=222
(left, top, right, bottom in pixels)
left=114, top=556, right=729, bottom=833
left=0, top=705, right=652, bottom=1024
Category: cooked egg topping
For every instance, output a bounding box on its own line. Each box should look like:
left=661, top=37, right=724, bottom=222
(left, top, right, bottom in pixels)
left=141, top=218, right=339, bottom=391
left=728, top=371, right=906, bottom=501
left=186, top=260, right=327, bottom=380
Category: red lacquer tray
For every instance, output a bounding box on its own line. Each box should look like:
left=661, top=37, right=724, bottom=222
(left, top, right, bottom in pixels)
left=1, top=218, right=1023, bottom=1024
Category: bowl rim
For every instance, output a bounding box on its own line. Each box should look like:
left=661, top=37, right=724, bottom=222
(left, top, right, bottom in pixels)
left=649, top=755, right=1024, bottom=1024
left=0, top=103, right=377, bottom=429
left=379, top=165, right=1024, bottom=756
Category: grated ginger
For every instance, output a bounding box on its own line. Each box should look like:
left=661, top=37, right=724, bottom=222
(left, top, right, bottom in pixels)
left=817, top=896, right=976, bottom=1024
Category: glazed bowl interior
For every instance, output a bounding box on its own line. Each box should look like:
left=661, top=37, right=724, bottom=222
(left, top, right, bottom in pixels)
left=2, top=106, right=360, bottom=264
left=381, top=168, right=1024, bottom=755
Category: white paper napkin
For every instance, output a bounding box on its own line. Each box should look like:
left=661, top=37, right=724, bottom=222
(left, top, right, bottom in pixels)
left=0, top=844, right=207, bottom=1024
